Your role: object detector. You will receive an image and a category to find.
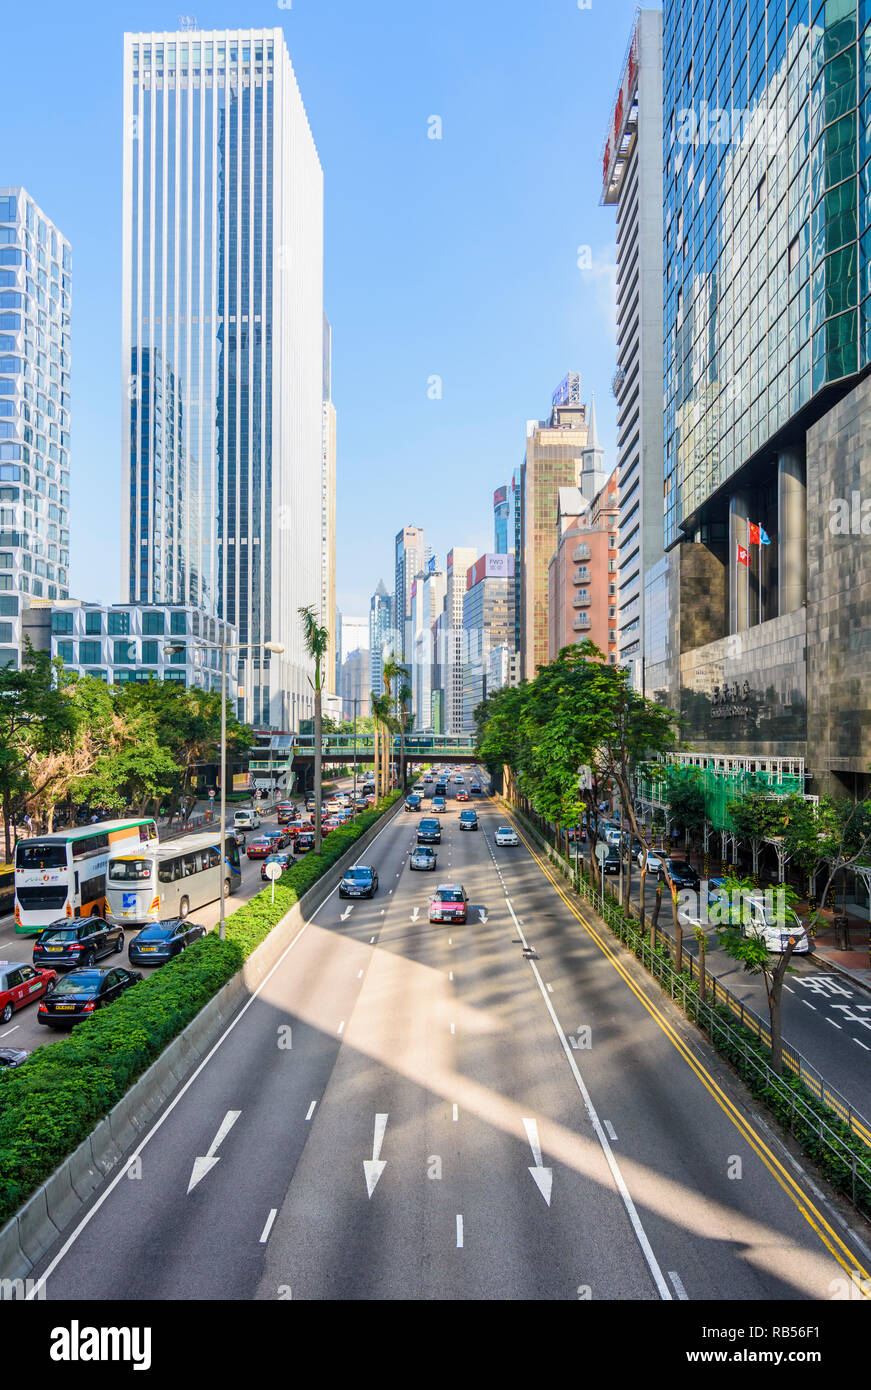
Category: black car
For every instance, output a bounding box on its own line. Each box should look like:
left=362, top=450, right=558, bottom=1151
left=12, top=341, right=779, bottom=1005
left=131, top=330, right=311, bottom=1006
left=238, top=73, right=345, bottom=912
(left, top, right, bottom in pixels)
left=37, top=967, right=142, bottom=1027
left=405, top=793, right=422, bottom=812
left=602, top=847, right=621, bottom=875
left=261, top=850, right=292, bottom=880
left=128, top=918, right=207, bottom=966
left=339, top=865, right=379, bottom=899
left=32, top=918, right=125, bottom=970
left=459, top=809, right=478, bottom=831
left=417, top=817, right=442, bottom=844
left=434, top=781, right=447, bottom=796
left=0, top=1048, right=28, bottom=1068
left=660, top=858, right=701, bottom=891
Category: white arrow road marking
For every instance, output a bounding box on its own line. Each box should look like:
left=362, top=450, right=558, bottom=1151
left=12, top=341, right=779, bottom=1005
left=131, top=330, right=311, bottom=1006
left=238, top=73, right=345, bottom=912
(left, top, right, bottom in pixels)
left=340, top=906, right=353, bottom=921
left=522, top=1118, right=553, bottom=1206
left=411, top=906, right=420, bottom=922
left=478, top=909, right=488, bottom=923
left=364, top=1113, right=389, bottom=1198
left=187, top=1110, right=241, bottom=1193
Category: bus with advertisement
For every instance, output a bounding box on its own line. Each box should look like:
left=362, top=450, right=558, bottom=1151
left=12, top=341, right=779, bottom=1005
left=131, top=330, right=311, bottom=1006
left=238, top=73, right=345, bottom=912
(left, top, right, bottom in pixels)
left=105, top=832, right=241, bottom=927
left=13, top=818, right=159, bottom=934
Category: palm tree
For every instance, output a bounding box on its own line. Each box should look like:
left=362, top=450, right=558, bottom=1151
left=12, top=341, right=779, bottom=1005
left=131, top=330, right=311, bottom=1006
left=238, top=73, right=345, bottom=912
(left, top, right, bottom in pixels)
left=368, top=689, right=380, bottom=800
left=397, top=678, right=413, bottom=791
left=298, top=604, right=330, bottom=853
left=371, top=692, right=392, bottom=800
left=380, top=653, right=404, bottom=796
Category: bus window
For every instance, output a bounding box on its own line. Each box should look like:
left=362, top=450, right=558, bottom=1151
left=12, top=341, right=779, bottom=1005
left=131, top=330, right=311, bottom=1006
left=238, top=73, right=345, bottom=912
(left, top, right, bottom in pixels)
left=158, top=858, right=180, bottom=884
left=108, top=858, right=153, bottom=882
left=0, top=867, right=13, bottom=914
left=183, top=854, right=197, bottom=877
left=80, top=873, right=106, bottom=910
left=208, top=847, right=221, bottom=868
left=16, top=843, right=68, bottom=870
left=226, top=840, right=241, bottom=869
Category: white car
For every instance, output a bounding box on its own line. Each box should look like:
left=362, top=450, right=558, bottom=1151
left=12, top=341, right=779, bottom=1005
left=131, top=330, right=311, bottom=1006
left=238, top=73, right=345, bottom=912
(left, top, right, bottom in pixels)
left=234, top=809, right=260, bottom=830
left=636, top=849, right=664, bottom=873
left=495, top=826, right=519, bottom=846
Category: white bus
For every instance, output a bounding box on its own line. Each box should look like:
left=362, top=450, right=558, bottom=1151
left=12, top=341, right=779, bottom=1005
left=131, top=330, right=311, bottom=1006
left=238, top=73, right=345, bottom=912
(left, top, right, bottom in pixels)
left=14, top=819, right=159, bottom=934
left=106, top=833, right=242, bottom=927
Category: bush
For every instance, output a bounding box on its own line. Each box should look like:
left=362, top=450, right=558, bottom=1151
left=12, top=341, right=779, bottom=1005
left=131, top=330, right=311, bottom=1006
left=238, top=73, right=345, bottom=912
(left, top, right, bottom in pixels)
left=0, top=794, right=400, bottom=1226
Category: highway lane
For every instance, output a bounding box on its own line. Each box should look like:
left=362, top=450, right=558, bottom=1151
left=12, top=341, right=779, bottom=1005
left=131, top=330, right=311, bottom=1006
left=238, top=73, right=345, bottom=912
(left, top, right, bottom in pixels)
left=569, top=837, right=871, bottom=1119
left=29, top=772, right=871, bottom=1300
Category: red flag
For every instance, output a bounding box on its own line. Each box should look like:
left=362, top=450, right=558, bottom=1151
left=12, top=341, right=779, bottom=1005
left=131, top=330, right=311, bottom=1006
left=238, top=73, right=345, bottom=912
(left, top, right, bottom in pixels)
left=737, top=544, right=750, bottom=567
left=748, top=523, right=760, bottom=545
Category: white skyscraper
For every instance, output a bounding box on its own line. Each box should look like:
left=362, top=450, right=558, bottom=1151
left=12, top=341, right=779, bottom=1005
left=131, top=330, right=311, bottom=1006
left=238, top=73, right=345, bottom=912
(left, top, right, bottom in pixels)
left=121, top=28, right=324, bottom=728
left=444, top=546, right=477, bottom=735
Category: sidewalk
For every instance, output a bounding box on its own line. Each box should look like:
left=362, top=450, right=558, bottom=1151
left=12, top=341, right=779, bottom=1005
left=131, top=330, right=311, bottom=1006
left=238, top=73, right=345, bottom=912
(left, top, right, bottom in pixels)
left=799, top=919, right=871, bottom=994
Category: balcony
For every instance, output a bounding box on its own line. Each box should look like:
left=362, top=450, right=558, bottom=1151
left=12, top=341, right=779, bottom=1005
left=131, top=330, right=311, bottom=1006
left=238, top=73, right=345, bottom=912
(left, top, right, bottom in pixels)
left=572, top=543, right=591, bottom=562
left=573, top=567, right=590, bottom=584
left=573, top=594, right=590, bottom=608
left=572, top=615, right=591, bottom=631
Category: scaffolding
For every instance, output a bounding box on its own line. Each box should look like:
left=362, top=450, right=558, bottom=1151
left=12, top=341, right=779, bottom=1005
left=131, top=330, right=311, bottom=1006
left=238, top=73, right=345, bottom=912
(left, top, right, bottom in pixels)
left=637, top=753, right=809, bottom=833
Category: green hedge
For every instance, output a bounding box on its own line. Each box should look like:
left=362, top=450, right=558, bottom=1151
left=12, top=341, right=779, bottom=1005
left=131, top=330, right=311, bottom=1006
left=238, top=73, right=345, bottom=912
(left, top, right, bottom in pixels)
left=0, top=794, right=400, bottom=1227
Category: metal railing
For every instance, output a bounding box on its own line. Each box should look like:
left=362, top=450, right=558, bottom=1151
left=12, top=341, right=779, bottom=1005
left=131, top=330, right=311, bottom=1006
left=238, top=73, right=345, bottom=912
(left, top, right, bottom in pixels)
left=510, top=802, right=871, bottom=1215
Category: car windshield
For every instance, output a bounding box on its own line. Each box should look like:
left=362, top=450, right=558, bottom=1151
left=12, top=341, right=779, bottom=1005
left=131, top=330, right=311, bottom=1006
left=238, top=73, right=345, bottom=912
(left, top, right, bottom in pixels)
left=137, top=923, right=174, bottom=940
left=108, top=858, right=153, bottom=882
left=15, top=843, right=68, bottom=869
left=498, top=827, right=513, bottom=834
left=420, top=820, right=438, bottom=829
left=436, top=889, right=464, bottom=902
left=39, top=927, right=79, bottom=942
left=51, top=973, right=101, bottom=995
left=346, top=869, right=372, bottom=881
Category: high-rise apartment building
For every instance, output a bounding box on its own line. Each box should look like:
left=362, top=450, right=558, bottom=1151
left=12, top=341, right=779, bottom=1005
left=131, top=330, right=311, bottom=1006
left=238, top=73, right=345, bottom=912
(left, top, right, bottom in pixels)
left=656, top=0, right=871, bottom=797
left=444, top=545, right=477, bottom=734
left=121, top=28, right=324, bottom=730
left=413, top=561, right=446, bottom=730
left=601, top=11, right=664, bottom=691
left=518, top=375, right=593, bottom=680
left=369, top=579, right=392, bottom=698
left=321, top=315, right=337, bottom=696
left=462, top=554, right=515, bottom=731
left=394, top=525, right=425, bottom=662
left=0, top=189, right=71, bottom=666
left=548, top=470, right=620, bottom=662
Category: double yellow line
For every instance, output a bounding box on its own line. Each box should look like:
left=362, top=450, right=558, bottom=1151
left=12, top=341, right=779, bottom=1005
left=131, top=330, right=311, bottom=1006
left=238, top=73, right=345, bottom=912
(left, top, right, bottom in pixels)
left=504, top=807, right=871, bottom=1296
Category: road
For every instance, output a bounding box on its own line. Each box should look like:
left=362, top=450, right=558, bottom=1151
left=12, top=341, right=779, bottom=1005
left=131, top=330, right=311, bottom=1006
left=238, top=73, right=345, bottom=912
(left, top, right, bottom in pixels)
left=568, top=837, right=871, bottom=1119
left=28, top=769, right=871, bottom=1301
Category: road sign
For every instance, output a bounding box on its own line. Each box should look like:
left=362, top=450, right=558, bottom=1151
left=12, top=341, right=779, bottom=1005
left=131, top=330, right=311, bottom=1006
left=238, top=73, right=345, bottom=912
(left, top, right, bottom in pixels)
left=264, top=862, right=282, bottom=881
left=594, top=842, right=609, bottom=864
left=208, top=789, right=215, bottom=800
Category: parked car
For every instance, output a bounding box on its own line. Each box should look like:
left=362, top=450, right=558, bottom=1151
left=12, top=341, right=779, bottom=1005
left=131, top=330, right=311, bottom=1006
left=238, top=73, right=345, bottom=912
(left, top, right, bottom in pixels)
left=32, top=919, right=125, bottom=970
left=128, top=918, right=207, bottom=965
left=37, top=967, right=143, bottom=1027
left=708, top=886, right=811, bottom=954
left=661, top=858, right=701, bottom=892
left=261, top=851, right=292, bottom=881
left=429, top=884, right=469, bottom=924
left=410, top=846, right=438, bottom=871
left=601, top=847, right=622, bottom=876
left=339, top=865, right=379, bottom=899
left=0, top=1047, right=28, bottom=1068
left=459, top=809, right=478, bottom=831
left=637, top=849, right=665, bottom=874
left=494, top=826, right=518, bottom=847
left=0, top=962, right=57, bottom=1024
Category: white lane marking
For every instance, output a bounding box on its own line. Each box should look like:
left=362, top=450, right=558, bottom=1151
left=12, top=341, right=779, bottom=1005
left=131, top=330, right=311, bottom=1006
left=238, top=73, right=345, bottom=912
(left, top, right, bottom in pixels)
left=337, top=1020, right=345, bottom=1035
left=826, top=1018, right=842, bottom=1030
left=456, top=1214, right=464, bottom=1248
left=450, top=1021, right=455, bottom=1034
left=305, top=1101, right=317, bottom=1121
left=803, top=1000, right=817, bottom=1011
left=668, top=1271, right=689, bottom=1300
left=357, top=970, right=363, bottom=979
left=187, top=1109, right=242, bottom=1193
left=380, top=909, right=385, bottom=915
left=0, top=1025, right=19, bottom=1037
left=854, top=1038, right=871, bottom=1051
left=364, top=1112, right=389, bottom=1197
left=604, top=1120, right=618, bottom=1141
left=370, top=936, right=376, bottom=944
left=449, top=970, right=454, bottom=981
left=522, top=1117, right=553, bottom=1205
left=546, top=983, right=553, bottom=993
left=452, top=1103, right=459, bottom=1121
left=259, top=1208, right=278, bottom=1244
left=448, top=937, right=453, bottom=945
left=503, top=894, right=672, bottom=1301
left=783, top=984, right=794, bottom=994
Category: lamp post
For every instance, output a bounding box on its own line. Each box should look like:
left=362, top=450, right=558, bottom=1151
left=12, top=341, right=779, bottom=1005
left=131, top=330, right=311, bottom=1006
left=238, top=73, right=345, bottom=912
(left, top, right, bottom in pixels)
left=164, top=634, right=285, bottom=940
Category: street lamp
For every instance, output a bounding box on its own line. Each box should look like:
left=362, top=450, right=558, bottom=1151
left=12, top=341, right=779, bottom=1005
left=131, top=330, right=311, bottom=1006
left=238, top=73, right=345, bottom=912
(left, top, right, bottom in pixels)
left=164, top=634, right=285, bottom=940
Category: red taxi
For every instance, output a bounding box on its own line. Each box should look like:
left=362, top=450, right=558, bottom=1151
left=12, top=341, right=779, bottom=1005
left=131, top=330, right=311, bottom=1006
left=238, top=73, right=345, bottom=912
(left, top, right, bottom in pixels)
left=0, top=961, right=58, bottom=1024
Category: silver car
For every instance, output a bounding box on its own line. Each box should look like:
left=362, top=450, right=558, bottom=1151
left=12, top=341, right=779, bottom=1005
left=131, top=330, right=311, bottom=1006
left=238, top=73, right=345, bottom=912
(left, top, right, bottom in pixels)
left=410, top=846, right=437, bottom=871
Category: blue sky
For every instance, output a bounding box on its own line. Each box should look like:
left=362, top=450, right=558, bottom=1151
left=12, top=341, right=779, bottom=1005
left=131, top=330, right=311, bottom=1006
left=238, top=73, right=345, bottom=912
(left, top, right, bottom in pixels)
left=3, top=0, right=643, bottom=624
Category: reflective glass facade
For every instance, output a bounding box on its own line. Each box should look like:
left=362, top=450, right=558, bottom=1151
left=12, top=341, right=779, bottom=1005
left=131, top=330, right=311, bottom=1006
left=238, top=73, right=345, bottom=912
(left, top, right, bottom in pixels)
left=122, top=29, right=324, bottom=728
left=0, top=188, right=71, bottom=665
left=663, top=0, right=869, bottom=549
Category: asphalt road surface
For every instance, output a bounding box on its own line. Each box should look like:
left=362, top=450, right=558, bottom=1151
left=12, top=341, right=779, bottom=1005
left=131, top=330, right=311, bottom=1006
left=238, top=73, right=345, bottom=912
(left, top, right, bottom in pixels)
left=27, top=769, right=871, bottom=1301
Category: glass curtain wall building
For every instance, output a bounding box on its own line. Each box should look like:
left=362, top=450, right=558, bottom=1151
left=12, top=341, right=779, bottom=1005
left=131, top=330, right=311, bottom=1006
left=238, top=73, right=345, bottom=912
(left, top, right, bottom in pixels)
left=0, top=189, right=71, bottom=666
left=121, top=29, right=324, bottom=729
left=659, top=0, right=871, bottom=794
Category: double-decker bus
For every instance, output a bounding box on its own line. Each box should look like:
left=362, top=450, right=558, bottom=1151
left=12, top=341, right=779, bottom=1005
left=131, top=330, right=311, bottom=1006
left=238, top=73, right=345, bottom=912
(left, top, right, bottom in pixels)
left=105, top=833, right=242, bottom=927
left=14, top=819, right=159, bottom=934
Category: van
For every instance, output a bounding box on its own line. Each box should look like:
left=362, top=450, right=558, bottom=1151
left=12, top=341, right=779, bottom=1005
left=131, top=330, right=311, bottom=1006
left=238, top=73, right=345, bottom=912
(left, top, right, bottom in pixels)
left=234, top=809, right=261, bottom=831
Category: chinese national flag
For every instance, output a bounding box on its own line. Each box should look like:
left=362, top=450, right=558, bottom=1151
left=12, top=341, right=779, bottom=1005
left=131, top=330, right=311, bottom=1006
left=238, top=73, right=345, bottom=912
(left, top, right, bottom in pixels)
left=748, top=523, right=760, bottom=545
left=737, top=544, right=750, bottom=567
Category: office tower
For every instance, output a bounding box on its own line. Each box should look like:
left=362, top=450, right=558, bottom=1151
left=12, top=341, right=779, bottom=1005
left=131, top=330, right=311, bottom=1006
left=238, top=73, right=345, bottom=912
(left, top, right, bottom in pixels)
left=413, top=560, right=446, bottom=730
left=0, top=189, right=71, bottom=666
left=657, top=0, right=871, bottom=796
left=462, top=554, right=515, bottom=731
left=493, top=485, right=510, bottom=554
left=322, top=315, right=337, bottom=696
left=369, top=578, right=392, bottom=698
left=334, top=605, right=342, bottom=695
left=602, top=11, right=664, bottom=691
left=518, top=375, right=591, bottom=680
left=121, top=29, right=324, bottom=730
left=340, top=647, right=370, bottom=721
left=393, top=525, right=425, bottom=662
left=444, top=545, right=477, bottom=734
left=548, top=470, right=620, bottom=662
left=341, top=615, right=369, bottom=661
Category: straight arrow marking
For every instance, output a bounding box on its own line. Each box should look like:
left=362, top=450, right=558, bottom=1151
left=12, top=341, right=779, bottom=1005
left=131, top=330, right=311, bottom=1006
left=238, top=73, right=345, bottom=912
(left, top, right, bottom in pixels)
left=188, top=1109, right=241, bottom=1193
left=364, top=1112, right=388, bottom=1198
left=523, top=1117, right=553, bottom=1206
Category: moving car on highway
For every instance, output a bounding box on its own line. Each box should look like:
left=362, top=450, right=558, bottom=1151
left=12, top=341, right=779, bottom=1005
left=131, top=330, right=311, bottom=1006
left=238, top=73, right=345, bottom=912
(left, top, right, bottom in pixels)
left=459, top=809, right=478, bottom=831
left=494, top=826, right=518, bottom=847
left=128, top=918, right=207, bottom=966
left=234, top=809, right=261, bottom=831
left=417, top=817, right=441, bottom=845
left=246, top=836, right=272, bottom=860
left=339, top=866, right=379, bottom=899
left=410, top=846, right=437, bottom=871
left=428, top=884, right=469, bottom=924
left=405, top=793, right=422, bottom=812
left=37, top=967, right=142, bottom=1027
left=432, top=796, right=447, bottom=813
